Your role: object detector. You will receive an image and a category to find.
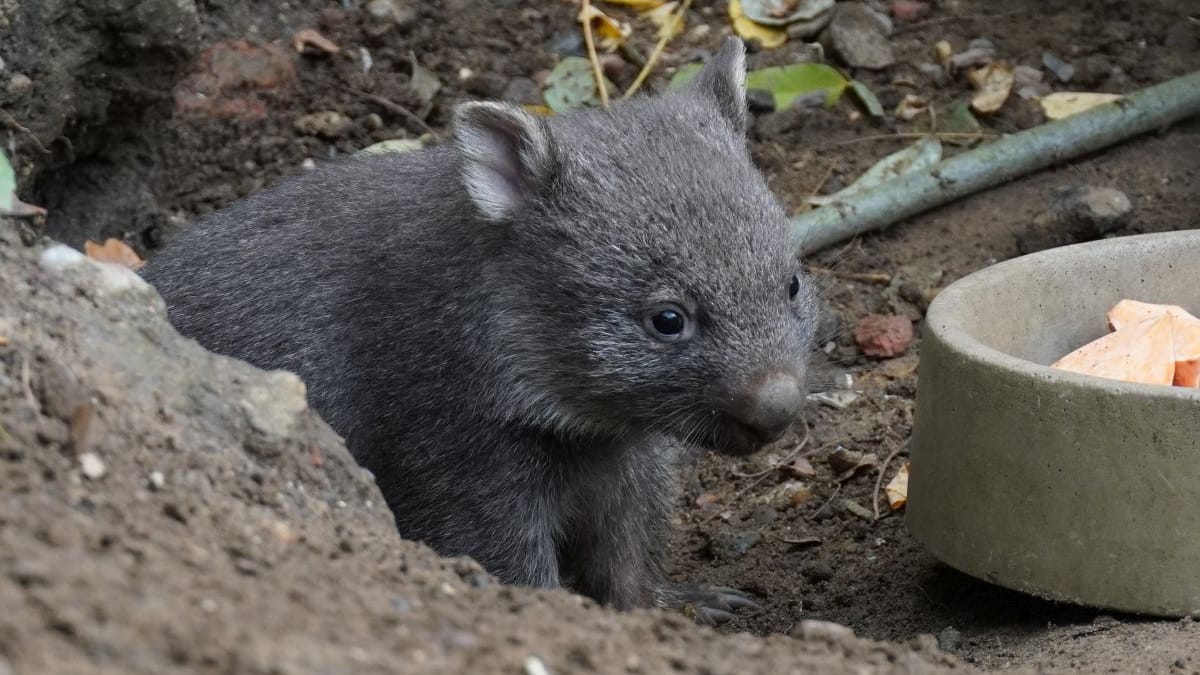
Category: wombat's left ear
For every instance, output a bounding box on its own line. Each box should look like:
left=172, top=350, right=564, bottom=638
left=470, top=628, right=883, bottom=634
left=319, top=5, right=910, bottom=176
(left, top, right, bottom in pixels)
left=453, top=101, right=559, bottom=221
left=688, top=37, right=748, bottom=134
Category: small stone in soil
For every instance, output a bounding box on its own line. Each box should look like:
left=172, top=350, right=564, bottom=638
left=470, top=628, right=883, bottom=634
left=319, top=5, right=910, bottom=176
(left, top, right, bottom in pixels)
left=827, top=3, right=896, bottom=70
left=841, top=499, right=874, bottom=520
left=1042, top=51, right=1075, bottom=83
left=79, top=452, right=106, bottom=480
left=792, top=619, right=856, bottom=641
left=148, top=470, right=166, bottom=491
left=854, top=314, right=914, bottom=359
left=800, top=560, right=834, bottom=582
left=936, top=626, right=963, bottom=651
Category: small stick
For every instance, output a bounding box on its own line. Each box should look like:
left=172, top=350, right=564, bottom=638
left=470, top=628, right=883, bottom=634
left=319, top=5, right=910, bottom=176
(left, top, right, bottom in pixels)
left=807, top=482, right=842, bottom=522
left=0, top=109, right=50, bottom=155
left=830, top=131, right=994, bottom=147
left=805, top=266, right=892, bottom=285
left=346, top=87, right=433, bottom=134
left=872, top=440, right=906, bottom=521
left=579, top=0, right=610, bottom=107
left=623, top=0, right=693, bottom=99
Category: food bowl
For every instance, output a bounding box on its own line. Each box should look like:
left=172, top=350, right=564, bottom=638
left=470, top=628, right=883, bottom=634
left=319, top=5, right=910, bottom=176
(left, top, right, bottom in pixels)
left=907, top=230, right=1200, bottom=616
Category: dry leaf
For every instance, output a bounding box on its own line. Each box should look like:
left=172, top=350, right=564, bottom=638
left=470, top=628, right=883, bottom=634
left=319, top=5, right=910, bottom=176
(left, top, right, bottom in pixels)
left=729, top=0, right=787, bottom=49
left=579, top=4, right=632, bottom=51
left=893, top=93, right=928, bottom=120
left=85, top=238, right=145, bottom=271
left=645, top=2, right=685, bottom=40
left=291, top=28, right=340, bottom=54
left=885, top=463, right=909, bottom=510
left=967, top=60, right=1014, bottom=114
left=1039, top=92, right=1123, bottom=120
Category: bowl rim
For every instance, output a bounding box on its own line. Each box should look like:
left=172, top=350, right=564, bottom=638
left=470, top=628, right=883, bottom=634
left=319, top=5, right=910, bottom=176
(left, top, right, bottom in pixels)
left=924, top=230, right=1200, bottom=402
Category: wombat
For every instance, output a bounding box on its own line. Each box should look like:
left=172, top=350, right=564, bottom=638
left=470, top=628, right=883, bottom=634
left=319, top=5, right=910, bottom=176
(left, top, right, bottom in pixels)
left=144, top=38, right=818, bottom=625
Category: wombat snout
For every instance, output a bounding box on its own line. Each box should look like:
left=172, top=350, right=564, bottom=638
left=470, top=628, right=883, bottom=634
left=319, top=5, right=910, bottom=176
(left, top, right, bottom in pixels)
left=721, top=370, right=805, bottom=453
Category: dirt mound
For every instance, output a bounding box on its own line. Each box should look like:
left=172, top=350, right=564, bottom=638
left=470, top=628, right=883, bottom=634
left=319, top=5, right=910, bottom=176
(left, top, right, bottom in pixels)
left=0, top=219, right=968, bottom=673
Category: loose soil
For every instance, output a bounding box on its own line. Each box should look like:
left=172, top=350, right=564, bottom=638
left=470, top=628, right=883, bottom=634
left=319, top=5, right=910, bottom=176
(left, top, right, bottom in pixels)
left=3, top=0, right=1199, bottom=673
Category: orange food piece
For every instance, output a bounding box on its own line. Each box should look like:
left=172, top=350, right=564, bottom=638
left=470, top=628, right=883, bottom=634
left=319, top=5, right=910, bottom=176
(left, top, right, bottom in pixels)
left=1052, top=315, right=1176, bottom=386
left=1105, top=299, right=1200, bottom=387
left=1107, top=299, right=1200, bottom=332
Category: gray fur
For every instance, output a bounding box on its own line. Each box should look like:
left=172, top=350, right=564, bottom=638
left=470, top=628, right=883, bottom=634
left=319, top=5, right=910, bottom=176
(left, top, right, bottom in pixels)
left=143, top=38, right=818, bottom=616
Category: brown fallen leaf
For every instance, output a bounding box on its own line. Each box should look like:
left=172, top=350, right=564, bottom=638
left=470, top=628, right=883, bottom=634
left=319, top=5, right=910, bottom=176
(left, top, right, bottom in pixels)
left=0, top=336, right=8, bottom=346
left=885, top=462, right=909, bottom=510
left=292, top=28, right=340, bottom=54
left=85, top=238, right=145, bottom=271
left=968, top=60, right=1014, bottom=114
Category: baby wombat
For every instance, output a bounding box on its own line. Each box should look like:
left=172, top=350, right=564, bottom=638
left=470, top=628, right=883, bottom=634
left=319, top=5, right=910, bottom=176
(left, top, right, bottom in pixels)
left=144, top=38, right=817, bottom=624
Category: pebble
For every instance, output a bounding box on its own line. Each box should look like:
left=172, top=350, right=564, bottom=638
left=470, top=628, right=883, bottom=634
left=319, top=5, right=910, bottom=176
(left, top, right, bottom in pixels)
left=364, top=0, right=417, bottom=32
left=827, top=3, right=896, bottom=70
left=936, top=626, right=963, bottom=651
left=502, top=77, right=542, bottom=106
left=841, top=499, right=874, bottom=520
left=792, top=619, right=855, bottom=642
left=854, top=314, right=914, bottom=359
left=1041, top=52, right=1075, bottom=83
left=784, top=10, right=834, bottom=39
left=524, top=656, right=551, bottom=675
left=148, top=470, right=166, bottom=490
left=1063, top=186, right=1133, bottom=233
left=1015, top=186, right=1133, bottom=255
left=79, top=452, right=107, bottom=480
left=293, top=111, right=354, bottom=138
left=6, top=73, right=32, bottom=95
left=545, top=30, right=583, bottom=57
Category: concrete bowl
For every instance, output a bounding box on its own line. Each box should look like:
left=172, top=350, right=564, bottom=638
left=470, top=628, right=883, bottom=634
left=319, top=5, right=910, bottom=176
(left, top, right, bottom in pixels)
left=907, top=230, right=1200, bottom=616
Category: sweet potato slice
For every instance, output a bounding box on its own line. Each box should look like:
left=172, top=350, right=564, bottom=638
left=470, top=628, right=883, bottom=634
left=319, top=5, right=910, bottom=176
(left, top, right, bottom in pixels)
left=1107, top=299, right=1200, bottom=331
left=1105, top=299, right=1200, bottom=387
left=1171, top=317, right=1200, bottom=387
left=1052, top=315, right=1176, bottom=386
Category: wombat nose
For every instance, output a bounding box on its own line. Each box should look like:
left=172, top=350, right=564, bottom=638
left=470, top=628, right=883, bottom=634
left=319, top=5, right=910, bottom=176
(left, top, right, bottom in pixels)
left=728, top=370, right=804, bottom=440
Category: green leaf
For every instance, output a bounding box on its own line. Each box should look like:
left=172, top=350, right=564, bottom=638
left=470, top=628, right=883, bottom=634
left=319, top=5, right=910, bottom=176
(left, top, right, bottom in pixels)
left=668, top=63, right=703, bottom=90
left=849, top=80, right=884, bottom=117
left=745, top=63, right=849, bottom=110
left=544, top=57, right=614, bottom=114
left=0, top=149, right=13, bottom=213
left=942, top=100, right=983, bottom=145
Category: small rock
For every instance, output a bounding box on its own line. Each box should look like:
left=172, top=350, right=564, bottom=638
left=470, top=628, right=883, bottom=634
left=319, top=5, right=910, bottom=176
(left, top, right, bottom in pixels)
left=948, top=46, right=994, bottom=71
left=827, top=448, right=864, bottom=474
left=462, top=72, right=508, bottom=99
left=546, top=29, right=583, bottom=57
left=827, top=3, right=896, bottom=70
left=501, top=77, right=542, bottom=106
left=300, top=158, right=317, bottom=170
left=1042, top=52, right=1075, bottom=83
left=148, top=470, right=166, bottom=490
left=841, top=499, right=873, bottom=520
left=709, top=530, right=762, bottom=560
left=936, top=626, right=962, bottom=651
left=889, top=0, right=929, bottom=22
left=799, top=560, right=834, bottom=582
left=293, top=111, right=354, bottom=138
left=524, top=656, right=551, bottom=675
left=785, top=11, right=834, bottom=39
left=363, top=112, right=383, bottom=130
left=1013, top=64, right=1043, bottom=87
left=854, top=314, right=914, bottom=358
left=79, top=453, right=107, bottom=480
left=1015, top=186, right=1133, bottom=254
left=749, top=504, right=778, bottom=526
left=365, top=0, right=417, bottom=29
left=1064, top=186, right=1133, bottom=232
left=916, top=62, right=948, bottom=86
left=746, top=89, right=776, bottom=115
left=792, top=619, right=855, bottom=642
left=6, top=73, right=32, bottom=95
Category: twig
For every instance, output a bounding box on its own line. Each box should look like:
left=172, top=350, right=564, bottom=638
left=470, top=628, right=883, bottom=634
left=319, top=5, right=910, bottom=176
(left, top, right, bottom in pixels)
left=21, top=355, right=38, bottom=411
left=805, top=265, right=892, bottom=285
left=872, top=441, right=906, bottom=521
left=830, top=131, right=994, bottom=147
left=0, top=109, right=50, bottom=155
left=791, top=68, right=1200, bottom=257
left=702, top=426, right=810, bottom=524
left=807, top=482, right=842, bottom=522
left=579, top=0, right=610, bottom=107
left=346, top=87, right=433, bottom=134
left=623, top=0, right=693, bottom=99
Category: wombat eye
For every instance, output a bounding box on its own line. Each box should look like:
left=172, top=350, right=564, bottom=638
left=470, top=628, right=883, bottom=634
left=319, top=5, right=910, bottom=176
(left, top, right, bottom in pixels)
left=788, top=274, right=801, bottom=299
left=643, top=305, right=692, bottom=343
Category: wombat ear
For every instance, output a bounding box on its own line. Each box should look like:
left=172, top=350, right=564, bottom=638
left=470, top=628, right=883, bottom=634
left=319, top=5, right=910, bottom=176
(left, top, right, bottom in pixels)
left=688, top=37, right=748, bottom=134
left=452, top=101, right=557, bottom=221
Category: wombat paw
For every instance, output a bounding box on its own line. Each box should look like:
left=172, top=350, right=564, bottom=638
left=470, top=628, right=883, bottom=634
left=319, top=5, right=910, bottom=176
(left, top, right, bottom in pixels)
left=670, top=583, right=761, bottom=626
